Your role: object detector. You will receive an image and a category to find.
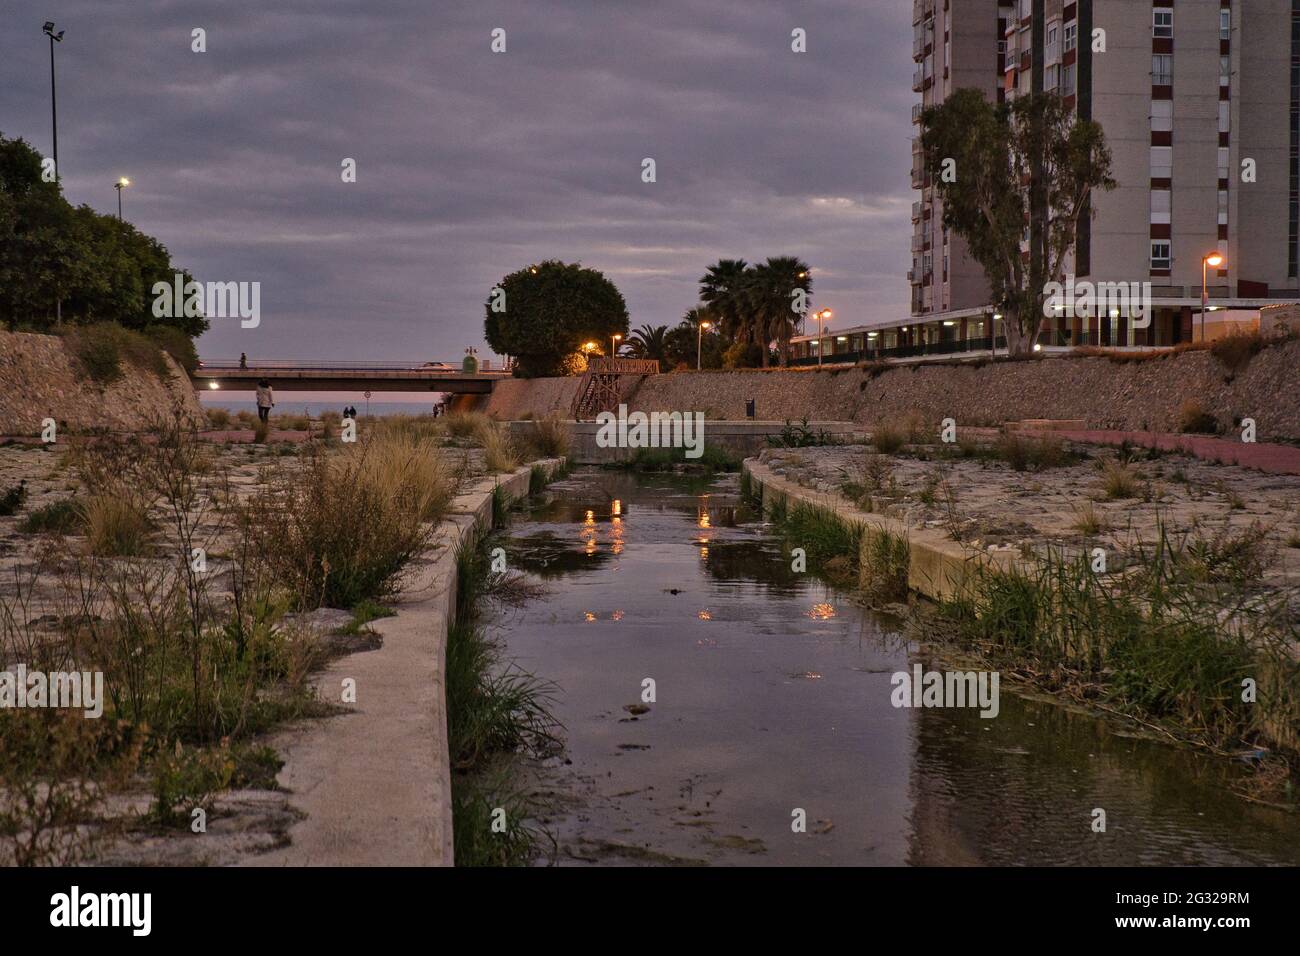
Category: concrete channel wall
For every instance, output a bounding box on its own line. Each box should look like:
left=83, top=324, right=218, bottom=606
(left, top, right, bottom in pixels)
left=742, top=459, right=1019, bottom=601
left=249, top=457, right=565, bottom=868
left=506, top=420, right=865, bottom=465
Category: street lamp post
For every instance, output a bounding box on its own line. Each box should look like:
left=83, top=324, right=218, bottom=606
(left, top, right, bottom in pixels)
left=697, top=320, right=711, bottom=370
left=115, top=177, right=130, bottom=220
left=43, top=22, right=64, bottom=181
left=43, top=21, right=65, bottom=324
left=1201, top=253, right=1225, bottom=343
left=611, top=333, right=622, bottom=358
left=815, top=309, right=833, bottom=366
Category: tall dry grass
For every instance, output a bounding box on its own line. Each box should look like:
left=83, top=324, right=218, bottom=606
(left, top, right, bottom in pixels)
left=476, top=421, right=519, bottom=473
left=517, top=413, right=570, bottom=461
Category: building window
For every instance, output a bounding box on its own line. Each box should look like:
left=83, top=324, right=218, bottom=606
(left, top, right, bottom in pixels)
left=1150, top=146, right=1173, bottom=179
left=1218, top=147, right=1230, bottom=178
left=1151, top=189, right=1171, bottom=225
left=1220, top=56, right=1231, bottom=87
left=1220, top=9, right=1231, bottom=40
left=1063, top=63, right=1076, bottom=95
left=1064, top=22, right=1077, bottom=52
left=1219, top=102, right=1231, bottom=133
left=1152, top=55, right=1173, bottom=86
left=1218, top=189, right=1229, bottom=225
left=1151, top=99, right=1173, bottom=132
left=1153, top=9, right=1173, bottom=39
left=1151, top=241, right=1172, bottom=270
left=1045, top=64, right=1060, bottom=91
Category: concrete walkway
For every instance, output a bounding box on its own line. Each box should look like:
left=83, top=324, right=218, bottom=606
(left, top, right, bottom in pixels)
left=1022, top=428, right=1300, bottom=476
left=246, top=459, right=560, bottom=867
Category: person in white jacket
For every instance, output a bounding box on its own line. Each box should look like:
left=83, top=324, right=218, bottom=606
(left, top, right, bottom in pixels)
left=255, top=380, right=274, bottom=423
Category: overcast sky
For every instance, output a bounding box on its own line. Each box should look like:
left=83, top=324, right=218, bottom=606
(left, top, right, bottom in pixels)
left=2, top=0, right=914, bottom=364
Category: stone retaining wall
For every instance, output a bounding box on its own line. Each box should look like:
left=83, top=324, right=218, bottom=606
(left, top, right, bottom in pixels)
left=484, top=340, right=1300, bottom=441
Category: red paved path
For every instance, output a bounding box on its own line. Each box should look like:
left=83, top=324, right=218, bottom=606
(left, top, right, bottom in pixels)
left=1025, top=429, right=1300, bottom=476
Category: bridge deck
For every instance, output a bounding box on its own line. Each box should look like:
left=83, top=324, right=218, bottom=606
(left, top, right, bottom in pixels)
left=192, top=363, right=510, bottom=393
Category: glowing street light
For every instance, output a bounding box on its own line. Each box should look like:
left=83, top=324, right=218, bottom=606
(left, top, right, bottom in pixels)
left=697, top=319, right=711, bottom=370
left=114, top=177, right=130, bottom=220
left=815, top=308, right=833, bottom=366
left=1201, top=252, right=1226, bottom=343
left=611, top=333, right=622, bottom=357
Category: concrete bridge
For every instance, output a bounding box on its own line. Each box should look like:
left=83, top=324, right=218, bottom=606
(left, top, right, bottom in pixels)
left=192, top=360, right=510, bottom=394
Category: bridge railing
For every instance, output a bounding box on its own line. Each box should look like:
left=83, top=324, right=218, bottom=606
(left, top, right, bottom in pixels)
left=196, top=359, right=481, bottom=372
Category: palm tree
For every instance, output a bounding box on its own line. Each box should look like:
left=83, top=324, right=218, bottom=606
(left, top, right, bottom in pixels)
left=746, top=256, right=811, bottom=368
left=626, top=323, right=670, bottom=369
left=698, top=259, right=751, bottom=347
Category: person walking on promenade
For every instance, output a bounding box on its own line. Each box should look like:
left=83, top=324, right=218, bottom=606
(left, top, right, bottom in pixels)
left=256, top=379, right=274, bottom=423
left=240, top=352, right=248, bottom=369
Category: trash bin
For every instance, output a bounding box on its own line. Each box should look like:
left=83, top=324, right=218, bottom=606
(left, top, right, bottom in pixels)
left=462, top=354, right=479, bottom=374
left=745, top=399, right=755, bottom=419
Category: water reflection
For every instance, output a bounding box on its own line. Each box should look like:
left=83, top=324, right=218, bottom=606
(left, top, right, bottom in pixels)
left=500, top=468, right=1300, bottom=867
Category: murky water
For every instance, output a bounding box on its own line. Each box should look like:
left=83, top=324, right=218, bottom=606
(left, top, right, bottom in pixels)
left=496, top=468, right=1300, bottom=866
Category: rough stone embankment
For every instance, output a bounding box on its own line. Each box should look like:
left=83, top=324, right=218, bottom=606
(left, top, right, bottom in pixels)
left=0, top=329, right=202, bottom=434
left=484, top=339, right=1300, bottom=440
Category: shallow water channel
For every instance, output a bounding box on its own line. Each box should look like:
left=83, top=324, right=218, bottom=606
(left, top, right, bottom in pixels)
left=496, top=468, right=1300, bottom=866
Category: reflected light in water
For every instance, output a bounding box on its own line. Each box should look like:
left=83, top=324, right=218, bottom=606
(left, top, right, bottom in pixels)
left=612, top=609, right=624, bottom=621
left=612, top=499, right=622, bottom=516
left=808, top=603, right=837, bottom=620
left=584, top=611, right=596, bottom=622
left=697, top=609, right=712, bottom=620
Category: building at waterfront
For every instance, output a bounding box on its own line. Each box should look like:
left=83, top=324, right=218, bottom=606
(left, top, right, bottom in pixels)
left=792, top=0, right=1300, bottom=364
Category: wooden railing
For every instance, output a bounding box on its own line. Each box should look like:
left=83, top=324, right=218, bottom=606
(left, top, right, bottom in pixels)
left=585, top=357, right=660, bottom=375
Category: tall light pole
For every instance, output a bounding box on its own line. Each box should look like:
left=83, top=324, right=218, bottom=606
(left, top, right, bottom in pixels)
left=696, top=320, right=711, bottom=370
left=1201, top=253, right=1224, bottom=343
left=815, top=308, right=833, bottom=366
left=44, top=21, right=65, bottom=324
left=115, top=177, right=130, bottom=220
left=611, top=333, right=622, bottom=358
left=43, top=22, right=64, bottom=181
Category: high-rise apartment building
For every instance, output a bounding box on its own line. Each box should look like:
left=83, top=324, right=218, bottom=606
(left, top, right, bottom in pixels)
left=896, top=0, right=1300, bottom=354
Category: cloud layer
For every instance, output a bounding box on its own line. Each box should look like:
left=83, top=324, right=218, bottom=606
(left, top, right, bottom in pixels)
left=2, top=0, right=914, bottom=363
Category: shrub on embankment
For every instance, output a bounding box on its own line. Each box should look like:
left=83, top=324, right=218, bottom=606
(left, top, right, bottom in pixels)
left=925, top=523, right=1300, bottom=764
left=240, top=435, right=453, bottom=609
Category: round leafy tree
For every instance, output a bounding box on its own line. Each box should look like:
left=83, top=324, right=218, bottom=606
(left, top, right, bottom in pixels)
left=484, top=260, right=629, bottom=377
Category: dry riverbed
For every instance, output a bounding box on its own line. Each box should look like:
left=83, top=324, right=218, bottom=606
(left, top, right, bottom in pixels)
left=758, top=441, right=1300, bottom=594
left=0, top=427, right=498, bottom=866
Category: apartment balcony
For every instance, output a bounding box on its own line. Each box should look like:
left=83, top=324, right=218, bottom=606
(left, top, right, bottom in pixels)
left=912, top=102, right=923, bottom=124
left=910, top=234, right=924, bottom=253
left=911, top=201, right=922, bottom=222
left=912, top=68, right=925, bottom=92
left=911, top=165, right=926, bottom=189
